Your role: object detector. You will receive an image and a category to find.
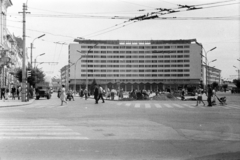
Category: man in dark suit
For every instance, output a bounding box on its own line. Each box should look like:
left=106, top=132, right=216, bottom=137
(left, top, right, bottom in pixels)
left=94, top=84, right=99, bottom=104
left=207, top=85, right=213, bottom=107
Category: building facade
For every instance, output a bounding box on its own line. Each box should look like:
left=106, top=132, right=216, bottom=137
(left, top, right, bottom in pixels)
left=68, top=39, right=204, bottom=92
left=60, top=65, right=69, bottom=89
left=203, top=65, right=221, bottom=86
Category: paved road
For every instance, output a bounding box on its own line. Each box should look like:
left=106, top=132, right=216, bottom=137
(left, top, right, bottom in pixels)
left=0, top=93, right=239, bottom=160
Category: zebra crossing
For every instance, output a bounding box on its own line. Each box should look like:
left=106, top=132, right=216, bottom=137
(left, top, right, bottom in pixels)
left=21, top=103, right=68, bottom=109
left=0, top=119, right=88, bottom=140
left=116, top=102, right=240, bottom=110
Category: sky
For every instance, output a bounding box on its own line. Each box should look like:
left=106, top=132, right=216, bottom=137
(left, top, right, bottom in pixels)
left=7, top=0, right=240, bottom=81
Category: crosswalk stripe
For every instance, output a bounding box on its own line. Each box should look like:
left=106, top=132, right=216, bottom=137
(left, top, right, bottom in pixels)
left=154, top=104, right=162, bottom=108
left=135, top=104, right=140, bottom=108
left=172, top=104, right=184, bottom=108
left=145, top=104, right=151, bottom=108
left=225, top=105, right=239, bottom=109
left=182, top=104, right=194, bottom=108
left=125, top=103, right=131, bottom=106
left=0, top=119, right=89, bottom=140
left=164, top=104, right=173, bottom=108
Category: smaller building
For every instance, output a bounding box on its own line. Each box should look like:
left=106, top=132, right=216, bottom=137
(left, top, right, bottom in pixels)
left=202, top=65, right=221, bottom=87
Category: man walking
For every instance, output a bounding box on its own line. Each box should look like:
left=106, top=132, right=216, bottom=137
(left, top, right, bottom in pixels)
left=207, top=85, right=213, bottom=107
left=11, top=86, right=16, bottom=100
left=94, top=84, right=99, bottom=104
left=98, top=85, right=105, bottom=103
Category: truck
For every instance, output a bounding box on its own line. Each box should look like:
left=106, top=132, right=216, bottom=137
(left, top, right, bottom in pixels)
left=35, top=82, right=52, bottom=100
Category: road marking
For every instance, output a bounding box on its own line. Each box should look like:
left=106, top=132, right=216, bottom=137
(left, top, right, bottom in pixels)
left=117, top=103, right=122, bottom=106
left=172, top=104, right=184, bottom=108
left=135, top=104, right=140, bottom=108
left=125, top=103, right=131, bottom=106
left=154, top=104, right=162, bottom=108
left=0, top=119, right=89, bottom=140
left=163, top=104, right=173, bottom=108
left=145, top=104, right=151, bottom=108
left=182, top=104, right=194, bottom=108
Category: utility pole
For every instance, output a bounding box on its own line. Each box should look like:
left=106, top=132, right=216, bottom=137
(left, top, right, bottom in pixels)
left=19, top=3, right=30, bottom=102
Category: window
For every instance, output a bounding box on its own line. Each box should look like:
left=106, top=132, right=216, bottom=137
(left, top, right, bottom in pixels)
left=152, top=46, right=157, bottom=49
left=184, top=55, right=189, bottom=58
left=120, top=46, right=125, bottom=49
left=101, top=51, right=106, bottom=53
left=184, top=60, right=190, bottom=62
left=107, top=46, right=112, bottom=48
left=177, top=46, right=183, bottom=48
left=101, top=46, right=106, bottom=49
left=184, top=45, right=190, bottom=48
left=139, top=70, right=144, bottom=72
left=184, top=50, right=190, bottom=53
left=177, top=50, right=183, bottom=53
left=164, top=46, right=170, bottom=49
left=101, top=55, right=106, bottom=58
left=113, top=46, right=119, bottom=49
left=158, top=46, right=163, bottom=49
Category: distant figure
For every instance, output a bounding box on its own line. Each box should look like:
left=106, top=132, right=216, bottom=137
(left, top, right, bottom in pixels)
left=4, top=88, right=9, bottom=101
left=207, top=85, right=213, bottom=107
left=181, top=89, right=185, bottom=101
left=83, top=88, right=88, bottom=100
left=1, top=87, right=5, bottom=100
left=11, top=86, right=16, bottom=100
left=94, top=85, right=99, bottom=104
left=196, top=88, right=205, bottom=106
left=60, top=85, right=67, bottom=106
left=98, top=85, right=105, bottom=103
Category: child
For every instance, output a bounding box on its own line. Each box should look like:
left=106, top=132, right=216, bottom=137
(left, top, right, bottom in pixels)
left=196, top=88, right=205, bottom=106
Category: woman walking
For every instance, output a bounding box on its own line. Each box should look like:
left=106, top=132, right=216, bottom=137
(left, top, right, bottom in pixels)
left=60, top=85, right=67, bottom=106
left=196, top=87, right=205, bottom=106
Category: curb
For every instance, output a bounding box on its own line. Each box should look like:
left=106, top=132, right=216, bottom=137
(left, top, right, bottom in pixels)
left=0, top=99, right=35, bottom=108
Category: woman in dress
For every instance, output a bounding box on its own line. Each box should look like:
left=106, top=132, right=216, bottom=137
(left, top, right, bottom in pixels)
left=60, top=85, right=67, bottom=106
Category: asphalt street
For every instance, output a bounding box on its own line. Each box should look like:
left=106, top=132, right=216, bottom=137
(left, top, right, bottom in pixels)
left=0, top=93, right=240, bottom=160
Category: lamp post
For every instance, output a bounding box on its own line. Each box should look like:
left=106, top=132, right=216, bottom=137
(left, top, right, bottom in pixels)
left=201, top=47, right=217, bottom=87
left=30, top=34, right=45, bottom=69
left=233, top=65, right=240, bottom=79
left=203, top=59, right=217, bottom=86
left=34, top=53, right=45, bottom=69
left=77, top=43, right=98, bottom=92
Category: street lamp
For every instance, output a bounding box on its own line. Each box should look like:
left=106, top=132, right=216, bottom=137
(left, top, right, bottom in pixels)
left=34, top=53, right=45, bottom=69
left=203, top=59, right=217, bottom=86
left=31, top=34, right=45, bottom=68
left=76, top=43, right=98, bottom=93
left=201, top=47, right=217, bottom=87
left=233, top=65, right=240, bottom=79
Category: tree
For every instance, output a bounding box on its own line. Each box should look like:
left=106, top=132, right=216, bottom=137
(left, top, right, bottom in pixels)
left=222, top=84, right=228, bottom=92
left=15, top=68, right=45, bottom=87
left=233, top=79, right=240, bottom=88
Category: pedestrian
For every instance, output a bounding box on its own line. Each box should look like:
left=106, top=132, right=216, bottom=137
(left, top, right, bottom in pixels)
left=1, top=87, right=5, bottom=100
left=57, top=88, right=61, bottom=98
left=17, top=86, right=21, bottom=100
left=98, top=85, right=105, bottom=103
left=94, top=84, right=99, bottom=104
left=70, top=89, right=74, bottom=101
left=83, top=88, right=88, bottom=100
left=207, top=85, right=213, bottom=107
left=212, top=87, right=216, bottom=105
left=4, top=88, right=9, bottom=101
left=60, top=85, right=67, bottom=106
left=181, top=88, right=185, bottom=101
left=11, top=86, right=16, bottom=100
left=196, top=87, right=205, bottom=106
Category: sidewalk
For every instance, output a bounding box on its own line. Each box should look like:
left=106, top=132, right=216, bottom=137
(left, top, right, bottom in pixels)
left=0, top=99, right=35, bottom=108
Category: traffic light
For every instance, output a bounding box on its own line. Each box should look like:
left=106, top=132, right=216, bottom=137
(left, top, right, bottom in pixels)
left=27, top=70, right=31, bottom=77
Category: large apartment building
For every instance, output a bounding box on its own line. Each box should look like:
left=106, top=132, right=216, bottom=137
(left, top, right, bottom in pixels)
left=68, top=39, right=203, bottom=92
